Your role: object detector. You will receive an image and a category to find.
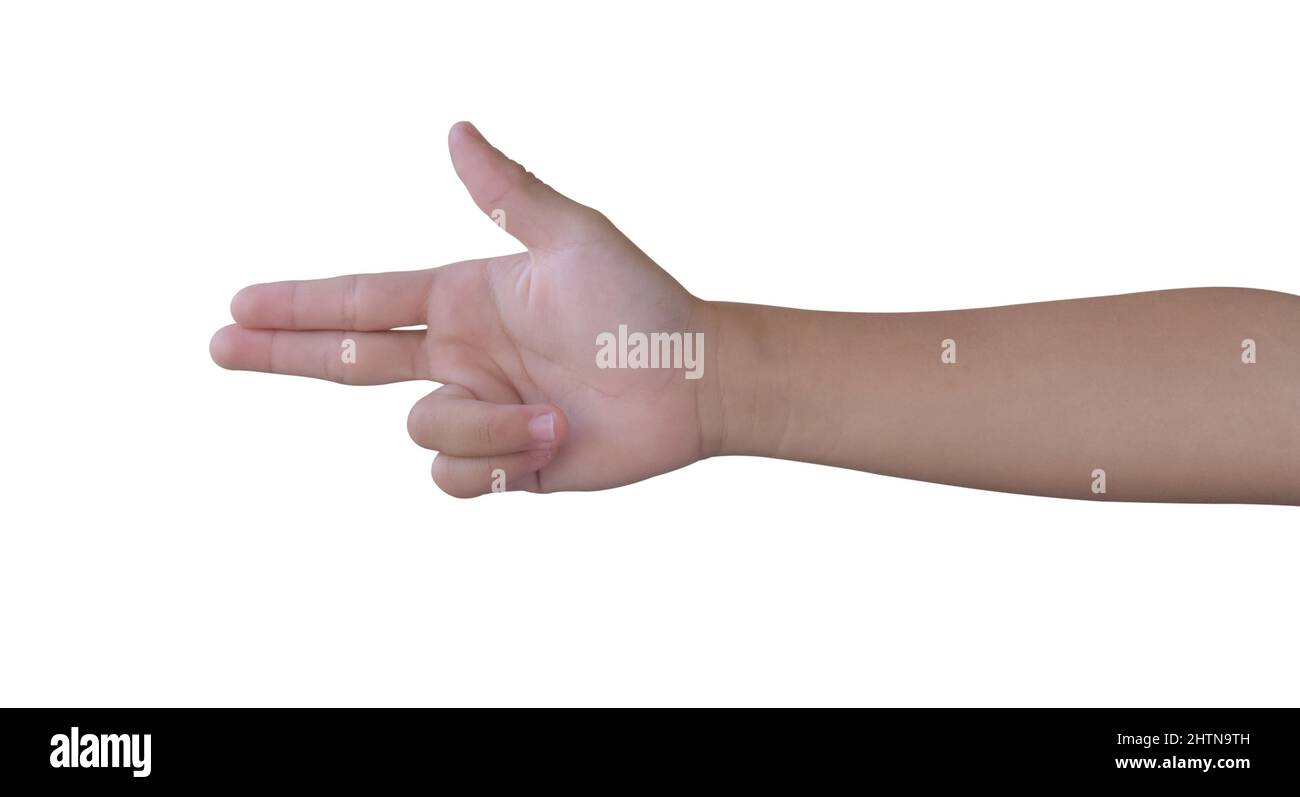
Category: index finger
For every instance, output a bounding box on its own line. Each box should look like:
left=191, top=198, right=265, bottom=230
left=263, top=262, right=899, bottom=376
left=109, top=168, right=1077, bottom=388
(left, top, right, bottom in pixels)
left=231, top=269, right=435, bottom=331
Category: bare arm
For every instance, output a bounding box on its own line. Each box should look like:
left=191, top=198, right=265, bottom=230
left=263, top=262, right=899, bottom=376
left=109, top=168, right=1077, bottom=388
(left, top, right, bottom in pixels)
left=702, top=288, right=1300, bottom=503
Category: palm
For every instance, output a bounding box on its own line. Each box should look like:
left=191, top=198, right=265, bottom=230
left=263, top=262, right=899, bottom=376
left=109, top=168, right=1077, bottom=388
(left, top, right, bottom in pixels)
left=427, top=231, right=707, bottom=492
left=214, top=122, right=713, bottom=496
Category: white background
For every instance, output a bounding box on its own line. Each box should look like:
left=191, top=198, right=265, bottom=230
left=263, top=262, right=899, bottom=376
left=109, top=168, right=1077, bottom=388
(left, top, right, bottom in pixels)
left=2, top=1, right=1297, bottom=707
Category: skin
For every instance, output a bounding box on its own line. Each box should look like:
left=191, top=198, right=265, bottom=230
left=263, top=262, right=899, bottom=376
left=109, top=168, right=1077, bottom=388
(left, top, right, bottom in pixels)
left=211, top=122, right=1300, bottom=503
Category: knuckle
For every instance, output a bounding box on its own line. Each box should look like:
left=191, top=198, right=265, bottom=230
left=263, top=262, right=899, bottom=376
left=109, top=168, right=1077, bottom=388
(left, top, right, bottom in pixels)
left=342, top=274, right=360, bottom=330
left=569, top=204, right=608, bottom=232
left=478, top=413, right=499, bottom=449
left=552, top=205, right=615, bottom=246
left=430, top=458, right=477, bottom=499
left=407, top=399, right=442, bottom=449
left=406, top=403, right=426, bottom=445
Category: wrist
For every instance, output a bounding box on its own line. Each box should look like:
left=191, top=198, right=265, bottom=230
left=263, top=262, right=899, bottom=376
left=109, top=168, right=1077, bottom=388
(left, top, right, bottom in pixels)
left=695, top=300, right=797, bottom=460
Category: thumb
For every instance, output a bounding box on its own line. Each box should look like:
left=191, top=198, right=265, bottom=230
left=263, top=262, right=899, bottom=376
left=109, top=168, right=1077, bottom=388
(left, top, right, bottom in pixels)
left=448, top=121, right=602, bottom=251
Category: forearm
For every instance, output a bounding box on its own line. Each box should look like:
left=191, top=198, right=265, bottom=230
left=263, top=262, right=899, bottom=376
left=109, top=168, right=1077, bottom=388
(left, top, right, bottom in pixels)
left=702, top=288, right=1300, bottom=504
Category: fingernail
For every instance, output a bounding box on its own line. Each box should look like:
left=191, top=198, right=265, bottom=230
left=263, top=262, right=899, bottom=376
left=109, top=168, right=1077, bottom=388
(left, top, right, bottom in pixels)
left=528, top=412, right=555, bottom=443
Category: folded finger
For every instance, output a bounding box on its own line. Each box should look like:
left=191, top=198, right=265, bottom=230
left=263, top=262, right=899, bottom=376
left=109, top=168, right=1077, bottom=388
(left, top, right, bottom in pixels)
left=407, top=384, right=565, bottom=457
left=430, top=448, right=555, bottom=498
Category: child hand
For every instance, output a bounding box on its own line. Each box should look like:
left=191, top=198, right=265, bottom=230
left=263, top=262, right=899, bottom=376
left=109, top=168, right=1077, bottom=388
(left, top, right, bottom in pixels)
left=212, top=122, right=717, bottom=497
